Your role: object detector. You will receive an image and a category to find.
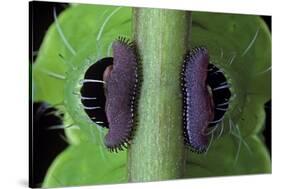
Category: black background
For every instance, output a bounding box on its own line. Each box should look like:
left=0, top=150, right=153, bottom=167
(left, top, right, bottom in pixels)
left=29, top=1, right=272, bottom=187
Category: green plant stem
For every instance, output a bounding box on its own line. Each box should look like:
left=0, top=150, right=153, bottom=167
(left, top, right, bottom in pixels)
left=128, top=8, right=192, bottom=182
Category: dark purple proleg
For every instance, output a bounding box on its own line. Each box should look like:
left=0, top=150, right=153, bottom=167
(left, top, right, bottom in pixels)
left=182, top=47, right=231, bottom=153
left=103, top=37, right=139, bottom=152
left=182, top=47, right=215, bottom=153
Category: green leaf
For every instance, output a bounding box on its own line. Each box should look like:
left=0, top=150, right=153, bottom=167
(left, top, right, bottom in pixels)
left=43, top=142, right=127, bottom=187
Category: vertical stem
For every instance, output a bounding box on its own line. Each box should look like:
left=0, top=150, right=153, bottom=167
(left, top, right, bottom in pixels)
left=128, top=8, right=191, bottom=181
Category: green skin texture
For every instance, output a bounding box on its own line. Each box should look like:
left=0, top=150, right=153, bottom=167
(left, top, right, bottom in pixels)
left=32, top=4, right=271, bottom=187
